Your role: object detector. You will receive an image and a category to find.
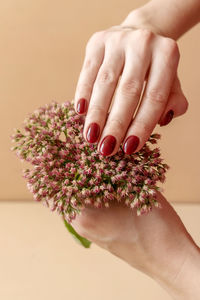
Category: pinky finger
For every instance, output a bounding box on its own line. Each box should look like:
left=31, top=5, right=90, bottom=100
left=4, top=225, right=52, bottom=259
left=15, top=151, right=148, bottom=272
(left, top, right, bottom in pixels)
left=159, top=75, right=189, bottom=126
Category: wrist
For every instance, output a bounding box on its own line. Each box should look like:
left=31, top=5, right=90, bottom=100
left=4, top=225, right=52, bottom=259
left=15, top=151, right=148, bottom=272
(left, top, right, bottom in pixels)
left=120, top=6, right=170, bottom=38
left=120, top=0, right=200, bottom=40
left=157, top=242, right=200, bottom=300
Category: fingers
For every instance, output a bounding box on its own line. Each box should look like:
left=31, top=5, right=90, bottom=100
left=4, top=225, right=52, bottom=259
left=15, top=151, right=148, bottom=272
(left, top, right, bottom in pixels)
left=158, top=75, right=189, bottom=126
left=82, top=41, right=125, bottom=144
left=96, top=31, right=152, bottom=156
left=74, top=29, right=188, bottom=157
left=74, top=32, right=105, bottom=114
left=123, top=38, right=180, bottom=154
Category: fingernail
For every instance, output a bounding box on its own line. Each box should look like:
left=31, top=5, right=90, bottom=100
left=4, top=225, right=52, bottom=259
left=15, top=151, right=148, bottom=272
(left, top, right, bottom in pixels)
left=99, top=135, right=116, bottom=156
left=123, top=135, right=139, bottom=155
left=76, top=98, right=87, bottom=114
left=160, top=109, right=174, bottom=126
left=86, top=123, right=100, bottom=143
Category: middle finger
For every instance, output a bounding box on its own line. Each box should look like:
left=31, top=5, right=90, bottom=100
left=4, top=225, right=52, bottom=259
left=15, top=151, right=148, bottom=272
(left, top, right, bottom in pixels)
left=83, top=43, right=124, bottom=144
left=97, top=34, right=151, bottom=156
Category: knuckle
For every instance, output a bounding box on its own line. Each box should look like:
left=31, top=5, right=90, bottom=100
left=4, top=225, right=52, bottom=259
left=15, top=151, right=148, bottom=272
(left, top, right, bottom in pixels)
left=106, top=32, right=125, bottom=47
left=77, top=214, right=92, bottom=230
left=83, top=58, right=92, bottom=69
left=97, top=68, right=117, bottom=85
left=161, top=38, right=180, bottom=60
left=137, top=28, right=154, bottom=41
left=72, top=210, right=100, bottom=240
left=83, top=58, right=98, bottom=70
left=89, top=30, right=104, bottom=43
left=86, top=31, right=105, bottom=50
left=146, top=89, right=167, bottom=105
left=120, top=78, right=141, bottom=98
left=72, top=219, right=92, bottom=239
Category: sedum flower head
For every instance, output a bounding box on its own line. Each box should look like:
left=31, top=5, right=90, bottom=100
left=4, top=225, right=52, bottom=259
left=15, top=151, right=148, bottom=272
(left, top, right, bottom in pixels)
left=11, top=100, right=169, bottom=223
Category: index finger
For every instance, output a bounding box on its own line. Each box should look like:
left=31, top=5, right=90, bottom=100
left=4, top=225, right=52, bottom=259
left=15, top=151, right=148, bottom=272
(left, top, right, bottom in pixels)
left=74, top=34, right=105, bottom=115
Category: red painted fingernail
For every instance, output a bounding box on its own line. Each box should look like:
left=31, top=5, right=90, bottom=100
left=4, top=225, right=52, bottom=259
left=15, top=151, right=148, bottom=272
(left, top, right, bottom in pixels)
left=160, top=109, right=174, bottom=126
left=76, top=98, right=87, bottom=114
left=123, top=135, right=139, bottom=155
left=99, top=135, right=116, bottom=156
left=86, top=123, right=100, bottom=143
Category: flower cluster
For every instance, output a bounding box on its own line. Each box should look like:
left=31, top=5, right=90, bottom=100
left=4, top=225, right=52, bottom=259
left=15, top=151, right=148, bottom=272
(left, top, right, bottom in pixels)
left=11, top=100, right=169, bottom=223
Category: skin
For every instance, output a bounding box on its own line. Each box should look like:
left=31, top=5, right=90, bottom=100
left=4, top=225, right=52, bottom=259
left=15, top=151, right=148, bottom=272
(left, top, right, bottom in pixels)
left=74, top=0, right=200, bottom=157
left=72, top=0, right=200, bottom=298
left=74, top=27, right=188, bottom=156
left=71, top=191, right=200, bottom=300
left=79, top=27, right=188, bottom=155
left=73, top=2, right=200, bottom=156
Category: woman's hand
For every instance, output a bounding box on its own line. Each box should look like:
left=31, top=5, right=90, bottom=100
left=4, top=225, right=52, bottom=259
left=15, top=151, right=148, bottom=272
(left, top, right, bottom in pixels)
left=74, top=25, right=188, bottom=157
left=71, top=192, right=200, bottom=299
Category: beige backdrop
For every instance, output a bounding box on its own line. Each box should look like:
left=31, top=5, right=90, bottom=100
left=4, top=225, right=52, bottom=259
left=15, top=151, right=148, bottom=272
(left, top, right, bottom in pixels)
left=0, top=1, right=200, bottom=300
left=1, top=0, right=200, bottom=202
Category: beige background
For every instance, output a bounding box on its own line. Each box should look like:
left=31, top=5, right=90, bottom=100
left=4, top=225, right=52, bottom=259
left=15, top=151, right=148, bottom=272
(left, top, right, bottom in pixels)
left=0, top=0, right=200, bottom=299
left=0, top=0, right=200, bottom=202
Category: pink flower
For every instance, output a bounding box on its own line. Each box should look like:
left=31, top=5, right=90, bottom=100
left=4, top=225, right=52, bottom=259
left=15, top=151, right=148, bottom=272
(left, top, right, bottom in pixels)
left=11, top=99, right=169, bottom=223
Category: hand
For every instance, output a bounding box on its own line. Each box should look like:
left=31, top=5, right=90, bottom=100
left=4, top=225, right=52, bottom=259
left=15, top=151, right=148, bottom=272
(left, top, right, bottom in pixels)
left=71, top=192, right=200, bottom=299
left=74, top=25, right=188, bottom=157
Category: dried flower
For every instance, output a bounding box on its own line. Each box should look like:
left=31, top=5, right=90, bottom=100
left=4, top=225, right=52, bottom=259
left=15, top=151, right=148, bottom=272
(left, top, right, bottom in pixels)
left=11, top=100, right=169, bottom=224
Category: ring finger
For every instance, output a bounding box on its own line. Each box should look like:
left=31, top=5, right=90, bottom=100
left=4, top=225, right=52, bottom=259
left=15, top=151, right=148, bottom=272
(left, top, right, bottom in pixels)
left=74, top=34, right=105, bottom=115
left=123, top=39, right=180, bottom=154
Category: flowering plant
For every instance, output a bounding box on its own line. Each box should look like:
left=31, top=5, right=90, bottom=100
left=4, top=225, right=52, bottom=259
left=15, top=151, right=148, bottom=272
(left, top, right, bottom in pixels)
left=11, top=100, right=169, bottom=248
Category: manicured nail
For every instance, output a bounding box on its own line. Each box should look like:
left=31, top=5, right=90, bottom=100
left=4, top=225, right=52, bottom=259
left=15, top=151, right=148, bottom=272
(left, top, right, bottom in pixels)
left=99, top=135, right=116, bottom=156
left=123, top=135, right=139, bottom=155
left=86, top=123, right=100, bottom=143
left=76, top=98, right=87, bottom=114
left=160, top=109, right=174, bottom=126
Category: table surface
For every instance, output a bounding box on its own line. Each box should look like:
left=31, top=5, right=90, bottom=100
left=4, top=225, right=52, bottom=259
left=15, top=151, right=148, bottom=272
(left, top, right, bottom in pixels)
left=1, top=0, right=200, bottom=203
left=0, top=201, right=199, bottom=300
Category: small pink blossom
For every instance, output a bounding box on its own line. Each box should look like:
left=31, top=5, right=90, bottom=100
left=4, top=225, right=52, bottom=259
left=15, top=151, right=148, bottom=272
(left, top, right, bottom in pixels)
left=11, top=99, right=169, bottom=223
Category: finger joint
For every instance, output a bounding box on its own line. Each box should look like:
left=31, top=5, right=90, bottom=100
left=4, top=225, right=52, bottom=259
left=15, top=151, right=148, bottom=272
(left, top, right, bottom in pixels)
left=145, top=89, right=167, bottom=105
left=120, top=78, right=142, bottom=98
left=97, top=69, right=117, bottom=85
